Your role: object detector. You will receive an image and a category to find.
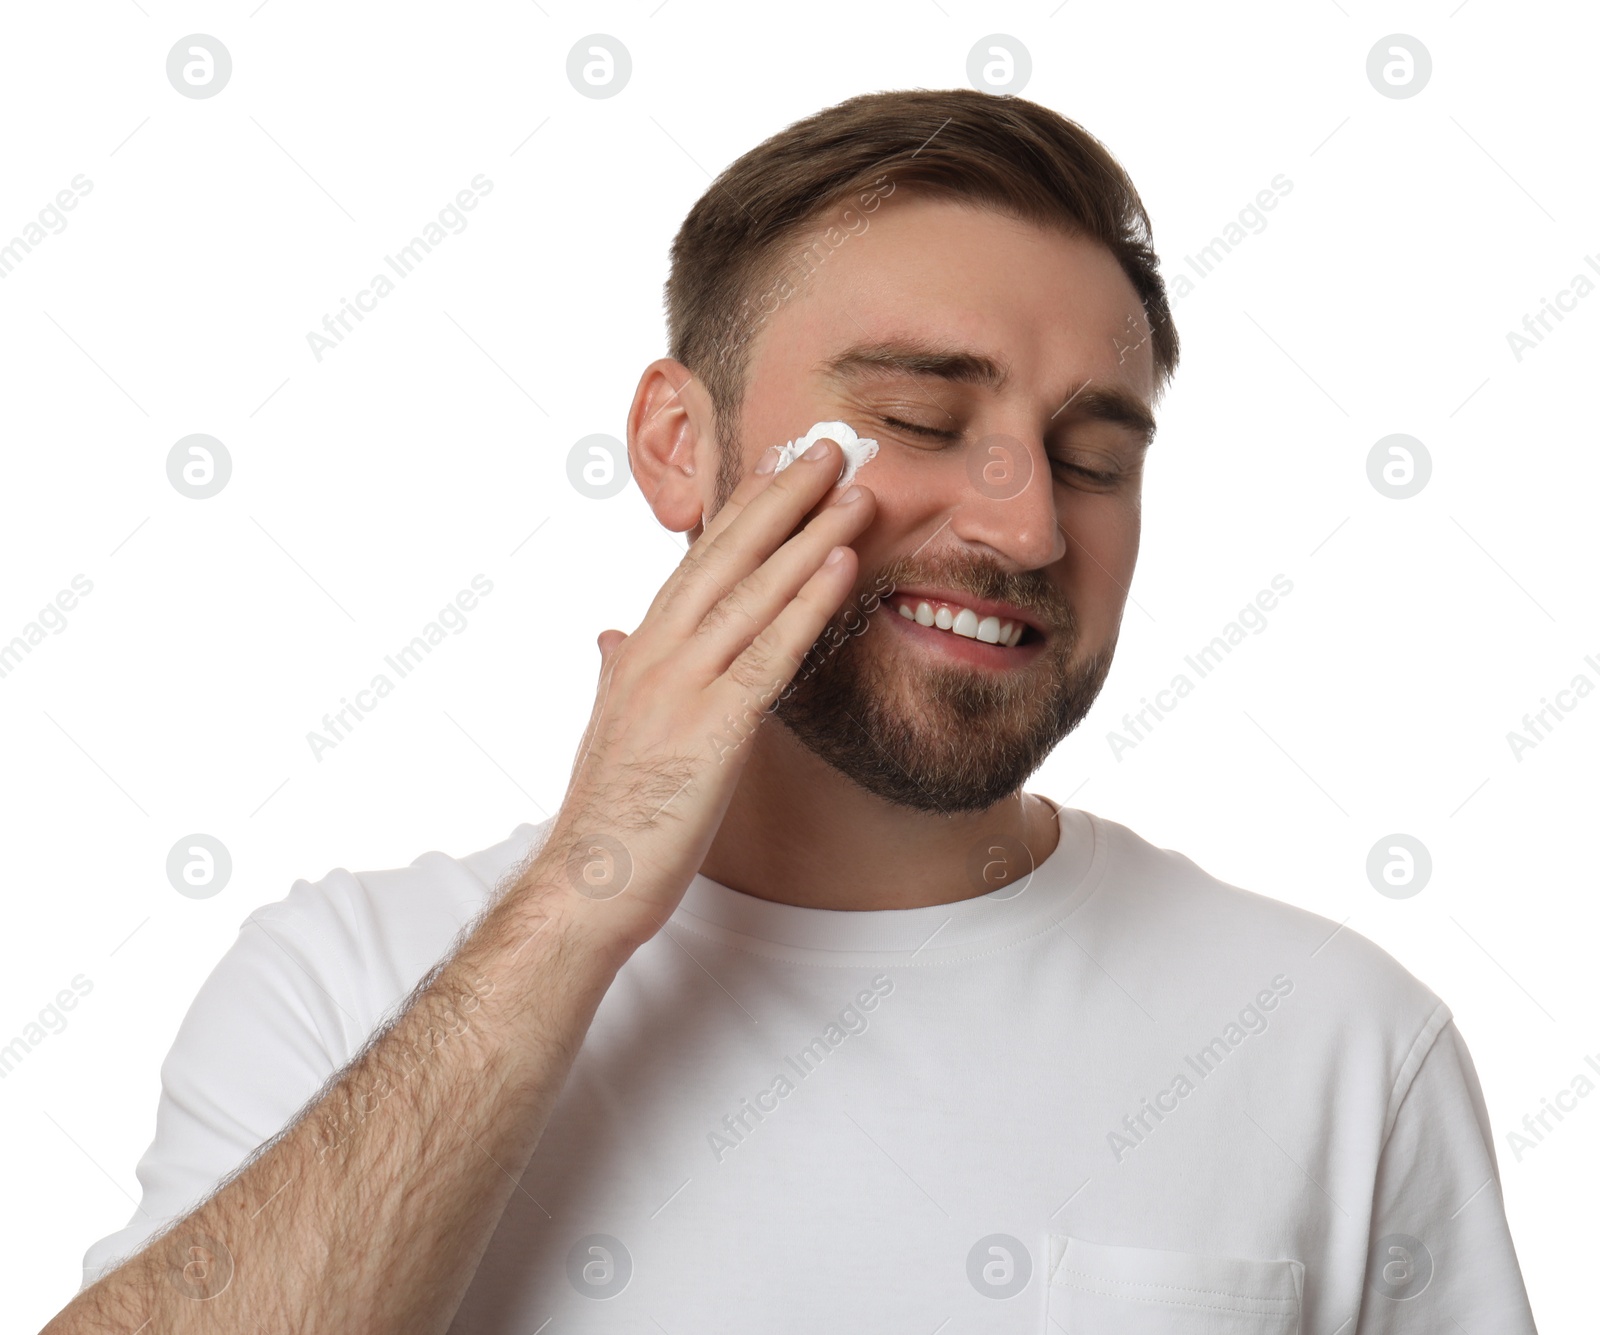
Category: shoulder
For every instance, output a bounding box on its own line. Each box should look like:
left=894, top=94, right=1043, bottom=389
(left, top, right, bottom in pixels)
left=242, top=818, right=556, bottom=1036
left=1079, top=811, right=1450, bottom=1077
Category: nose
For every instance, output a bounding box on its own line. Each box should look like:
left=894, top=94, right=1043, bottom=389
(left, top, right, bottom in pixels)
left=947, top=433, right=1067, bottom=570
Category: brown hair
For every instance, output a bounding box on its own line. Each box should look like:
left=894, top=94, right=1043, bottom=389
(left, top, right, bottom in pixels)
left=664, top=87, right=1179, bottom=459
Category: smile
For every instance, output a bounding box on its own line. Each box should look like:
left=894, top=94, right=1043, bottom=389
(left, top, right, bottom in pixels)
left=883, top=593, right=1047, bottom=667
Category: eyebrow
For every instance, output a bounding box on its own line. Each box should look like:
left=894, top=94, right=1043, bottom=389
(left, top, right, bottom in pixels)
left=819, top=338, right=1157, bottom=447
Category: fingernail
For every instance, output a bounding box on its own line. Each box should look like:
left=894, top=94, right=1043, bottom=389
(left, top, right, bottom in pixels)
left=803, top=438, right=831, bottom=461
left=837, top=485, right=865, bottom=504
left=754, top=446, right=779, bottom=475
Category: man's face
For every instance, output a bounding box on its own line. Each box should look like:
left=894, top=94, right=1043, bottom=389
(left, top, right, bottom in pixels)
left=711, top=195, right=1157, bottom=814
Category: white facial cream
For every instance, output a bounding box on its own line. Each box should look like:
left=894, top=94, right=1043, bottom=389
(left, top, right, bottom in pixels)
left=771, top=420, right=879, bottom=488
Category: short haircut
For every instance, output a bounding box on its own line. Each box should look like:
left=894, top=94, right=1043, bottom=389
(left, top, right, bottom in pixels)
left=664, top=87, right=1180, bottom=457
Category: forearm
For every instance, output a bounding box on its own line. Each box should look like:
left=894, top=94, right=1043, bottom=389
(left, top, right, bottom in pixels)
left=47, top=856, right=634, bottom=1335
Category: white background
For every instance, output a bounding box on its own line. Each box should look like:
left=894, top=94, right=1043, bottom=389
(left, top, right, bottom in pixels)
left=2, top=2, right=1594, bottom=1329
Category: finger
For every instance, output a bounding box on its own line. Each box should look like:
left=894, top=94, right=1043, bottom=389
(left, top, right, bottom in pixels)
left=713, top=542, right=860, bottom=721
left=630, top=438, right=789, bottom=636
left=689, top=439, right=791, bottom=549
left=655, top=435, right=852, bottom=639
left=683, top=483, right=875, bottom=681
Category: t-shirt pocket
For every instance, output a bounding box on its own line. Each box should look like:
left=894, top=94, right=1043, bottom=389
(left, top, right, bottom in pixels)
left=1046, top=1234, right=1305, bottom=1335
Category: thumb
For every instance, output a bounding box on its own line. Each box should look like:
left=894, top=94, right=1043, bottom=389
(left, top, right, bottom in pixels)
left=596, top=629, right=628, bottom=664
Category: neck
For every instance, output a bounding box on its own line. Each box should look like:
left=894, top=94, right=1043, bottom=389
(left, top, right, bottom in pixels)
left=697, top=723, right=1060, bottom=911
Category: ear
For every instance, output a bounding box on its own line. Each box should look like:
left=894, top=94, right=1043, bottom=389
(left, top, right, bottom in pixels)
left=627, top=358, right=715, bottom=539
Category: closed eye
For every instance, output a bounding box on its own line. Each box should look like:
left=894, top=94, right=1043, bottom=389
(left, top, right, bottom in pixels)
left=1060, top=463, right=1120, bottom=483
left=881, top=415, right=957, bottom=440
left=882, top=416, right=1123, bottom=484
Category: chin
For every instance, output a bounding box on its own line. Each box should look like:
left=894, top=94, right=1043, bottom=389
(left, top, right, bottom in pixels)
left=770, top=629, right=1114, bottom=816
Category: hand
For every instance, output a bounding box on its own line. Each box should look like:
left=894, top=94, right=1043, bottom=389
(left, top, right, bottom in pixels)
left=538, top=435, right=876, bottom=952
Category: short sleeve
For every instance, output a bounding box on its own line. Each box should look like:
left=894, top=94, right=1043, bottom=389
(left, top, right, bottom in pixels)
left=78, top=903, right=355, bottom=1290
left=1354, top=1018, right=1538, bottom=1333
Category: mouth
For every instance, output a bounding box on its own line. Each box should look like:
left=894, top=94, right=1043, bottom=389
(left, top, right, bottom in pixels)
left=880, top=590, right=1048, bottom=668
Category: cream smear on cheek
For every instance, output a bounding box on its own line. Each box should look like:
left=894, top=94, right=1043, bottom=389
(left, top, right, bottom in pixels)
left=770, top=420, right=879, bottom=487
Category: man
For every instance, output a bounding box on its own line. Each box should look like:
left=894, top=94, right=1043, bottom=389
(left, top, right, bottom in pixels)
left=53, top=88, right=1535, bottom=1333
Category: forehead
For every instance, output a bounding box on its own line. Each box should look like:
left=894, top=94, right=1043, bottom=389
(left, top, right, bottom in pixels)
left=749, top=195, right=1156, bottom=400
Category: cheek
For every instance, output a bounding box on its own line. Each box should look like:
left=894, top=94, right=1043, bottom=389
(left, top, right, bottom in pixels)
left=1119, top=497, right=1142, bottom=571
left=844, top=455, right=936, bottom=547
left=852, top=448, right=957, bottom=518
left=1064, top=497, right=1140, bottom=592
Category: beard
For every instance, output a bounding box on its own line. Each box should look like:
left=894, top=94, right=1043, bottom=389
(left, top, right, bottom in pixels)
left=770, top=550, right=1113, bottom=814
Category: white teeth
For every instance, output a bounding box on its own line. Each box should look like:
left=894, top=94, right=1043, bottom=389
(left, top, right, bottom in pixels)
left=894, top=598, right=1030, bottom=647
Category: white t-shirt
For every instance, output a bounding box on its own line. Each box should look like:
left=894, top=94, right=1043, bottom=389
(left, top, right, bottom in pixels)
left=81, top=803, right=1537, bottom=1333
